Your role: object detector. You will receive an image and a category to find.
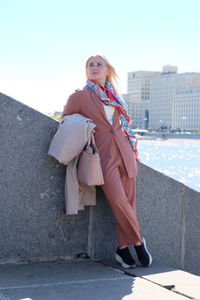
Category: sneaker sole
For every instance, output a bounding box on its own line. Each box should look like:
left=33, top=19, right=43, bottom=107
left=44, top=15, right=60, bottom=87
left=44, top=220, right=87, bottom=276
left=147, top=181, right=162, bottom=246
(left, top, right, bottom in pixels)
left=115, top=253, right=136, bottom=269
left=142, top=237, right=153, bottom=267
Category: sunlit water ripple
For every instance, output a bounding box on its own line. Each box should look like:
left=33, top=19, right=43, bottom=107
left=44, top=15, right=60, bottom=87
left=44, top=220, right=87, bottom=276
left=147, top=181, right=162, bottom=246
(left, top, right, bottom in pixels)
left=137, top=139, right=200, bottom=193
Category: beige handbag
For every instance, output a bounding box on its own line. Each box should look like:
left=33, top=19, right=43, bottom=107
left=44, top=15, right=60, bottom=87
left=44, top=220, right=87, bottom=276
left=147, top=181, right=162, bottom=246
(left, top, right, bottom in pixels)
left=77, top=133, right=104, bottom=186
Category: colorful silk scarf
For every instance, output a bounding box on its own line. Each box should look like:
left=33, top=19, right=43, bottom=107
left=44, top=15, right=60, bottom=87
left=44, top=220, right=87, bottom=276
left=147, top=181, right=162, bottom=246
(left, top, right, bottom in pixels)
left=86, top=79, right=138, bottom=159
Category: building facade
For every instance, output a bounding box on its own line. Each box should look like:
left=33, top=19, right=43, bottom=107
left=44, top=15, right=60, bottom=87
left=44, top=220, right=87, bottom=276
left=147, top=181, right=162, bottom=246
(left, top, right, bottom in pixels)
left=126, top=71, right=161, bottom=129
left=125, top=66, right=200, bottom=130
left=149, top=70, right=200, bottom=130
left=173, top=87, right=200, bottom=130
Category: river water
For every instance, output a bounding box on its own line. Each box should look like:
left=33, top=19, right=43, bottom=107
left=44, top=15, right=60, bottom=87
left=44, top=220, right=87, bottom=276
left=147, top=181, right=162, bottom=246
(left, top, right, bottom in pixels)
left=137, top=139, right=200, bottom=193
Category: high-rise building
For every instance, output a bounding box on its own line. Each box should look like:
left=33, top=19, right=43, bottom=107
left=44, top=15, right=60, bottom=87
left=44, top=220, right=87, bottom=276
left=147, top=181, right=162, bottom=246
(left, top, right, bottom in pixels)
left=172, top=87, right=200, bottom=130
left=125, top=65, right=200, bottom=130
left=126, top=71, right=161, bottom=128
left=149, top=69, right=200, bottom=130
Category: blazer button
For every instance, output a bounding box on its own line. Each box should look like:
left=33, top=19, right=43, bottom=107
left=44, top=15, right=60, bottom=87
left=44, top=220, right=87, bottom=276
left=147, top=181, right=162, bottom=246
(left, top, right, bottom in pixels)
left=110, top=129, right=114, bottom=133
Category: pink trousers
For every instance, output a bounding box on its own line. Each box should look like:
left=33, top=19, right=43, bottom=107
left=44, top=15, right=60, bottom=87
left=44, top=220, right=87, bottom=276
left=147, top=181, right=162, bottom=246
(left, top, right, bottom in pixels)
left=101, top=147, right=142, bottom=248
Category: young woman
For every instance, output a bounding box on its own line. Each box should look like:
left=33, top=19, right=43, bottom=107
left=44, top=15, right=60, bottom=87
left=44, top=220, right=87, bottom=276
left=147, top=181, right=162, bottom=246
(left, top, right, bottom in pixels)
left=61, top=55, right=152, bottom=268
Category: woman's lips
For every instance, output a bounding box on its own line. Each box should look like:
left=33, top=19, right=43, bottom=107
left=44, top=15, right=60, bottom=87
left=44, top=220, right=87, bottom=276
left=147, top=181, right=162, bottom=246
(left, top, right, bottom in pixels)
left=92, top=72, right=99, bottom=75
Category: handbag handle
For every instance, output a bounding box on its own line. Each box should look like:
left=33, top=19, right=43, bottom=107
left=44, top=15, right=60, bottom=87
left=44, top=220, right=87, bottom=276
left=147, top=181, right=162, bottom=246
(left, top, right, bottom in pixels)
left=85, top=132, right=98, bottom=154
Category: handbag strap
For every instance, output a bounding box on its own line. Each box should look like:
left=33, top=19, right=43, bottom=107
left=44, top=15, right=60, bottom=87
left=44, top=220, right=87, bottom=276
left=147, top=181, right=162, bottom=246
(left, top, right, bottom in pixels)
left=85, top=132, right=98, bottom=153
left=91, top=133, right=96, bottom=146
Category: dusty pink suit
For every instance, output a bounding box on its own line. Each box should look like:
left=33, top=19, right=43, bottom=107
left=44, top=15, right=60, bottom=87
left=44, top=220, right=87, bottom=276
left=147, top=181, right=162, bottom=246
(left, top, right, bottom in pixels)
left=62, top=86, right=143, bottom=247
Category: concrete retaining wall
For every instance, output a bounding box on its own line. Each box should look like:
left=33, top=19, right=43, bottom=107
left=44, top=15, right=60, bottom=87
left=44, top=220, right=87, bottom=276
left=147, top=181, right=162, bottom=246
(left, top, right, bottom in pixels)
left=0, top=92, right=199, bottom=275
left=136, top=163, right=200, bottom=276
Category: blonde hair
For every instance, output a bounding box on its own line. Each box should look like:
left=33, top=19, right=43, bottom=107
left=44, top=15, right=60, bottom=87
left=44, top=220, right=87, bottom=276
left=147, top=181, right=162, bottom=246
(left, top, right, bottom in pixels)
left=85, top=54, right=119, bottom=93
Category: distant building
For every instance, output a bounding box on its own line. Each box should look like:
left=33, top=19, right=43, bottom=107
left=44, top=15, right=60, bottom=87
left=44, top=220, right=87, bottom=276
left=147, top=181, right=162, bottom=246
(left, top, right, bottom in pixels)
left=149, top=69, right=200, bottom=130
left=54, top=111, right=62, bottom=116
left=162, top=65, right=178, bottom=74
left=126, top=71, right=161, bottom=128
left=173, top=87, right=200, bottom=130
left=125, top=66, right=200, bottom=130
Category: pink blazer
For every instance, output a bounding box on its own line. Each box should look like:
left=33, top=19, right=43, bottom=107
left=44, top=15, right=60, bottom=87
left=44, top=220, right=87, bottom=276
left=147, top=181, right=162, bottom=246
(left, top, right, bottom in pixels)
left=62, top=86, right=138, bottom=179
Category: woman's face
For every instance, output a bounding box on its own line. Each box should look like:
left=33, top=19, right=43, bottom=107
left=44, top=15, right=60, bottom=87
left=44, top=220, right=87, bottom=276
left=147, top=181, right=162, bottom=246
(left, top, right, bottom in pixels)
left=86, top=56, right=108, bottom=86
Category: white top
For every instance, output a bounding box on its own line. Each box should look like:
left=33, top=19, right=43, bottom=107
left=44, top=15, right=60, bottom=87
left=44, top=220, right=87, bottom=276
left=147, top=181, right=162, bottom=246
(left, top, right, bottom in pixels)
left=103, top=104, right=115, bottom=125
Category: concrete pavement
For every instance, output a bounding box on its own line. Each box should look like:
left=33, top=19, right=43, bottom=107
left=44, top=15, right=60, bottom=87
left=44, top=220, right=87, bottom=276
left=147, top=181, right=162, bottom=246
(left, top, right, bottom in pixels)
left=0, top=259, right=199, bottom=300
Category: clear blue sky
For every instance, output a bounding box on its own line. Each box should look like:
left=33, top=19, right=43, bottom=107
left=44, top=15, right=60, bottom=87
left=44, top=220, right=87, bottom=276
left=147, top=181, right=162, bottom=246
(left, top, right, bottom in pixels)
left=1, top=0, right=200, bottom=113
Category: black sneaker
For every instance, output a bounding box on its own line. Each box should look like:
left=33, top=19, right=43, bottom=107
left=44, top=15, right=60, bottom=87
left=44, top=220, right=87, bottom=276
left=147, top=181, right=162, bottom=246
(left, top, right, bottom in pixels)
left=115, top=247, right=136, bottom=269
left=134, top=237, right=152, bottom=267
